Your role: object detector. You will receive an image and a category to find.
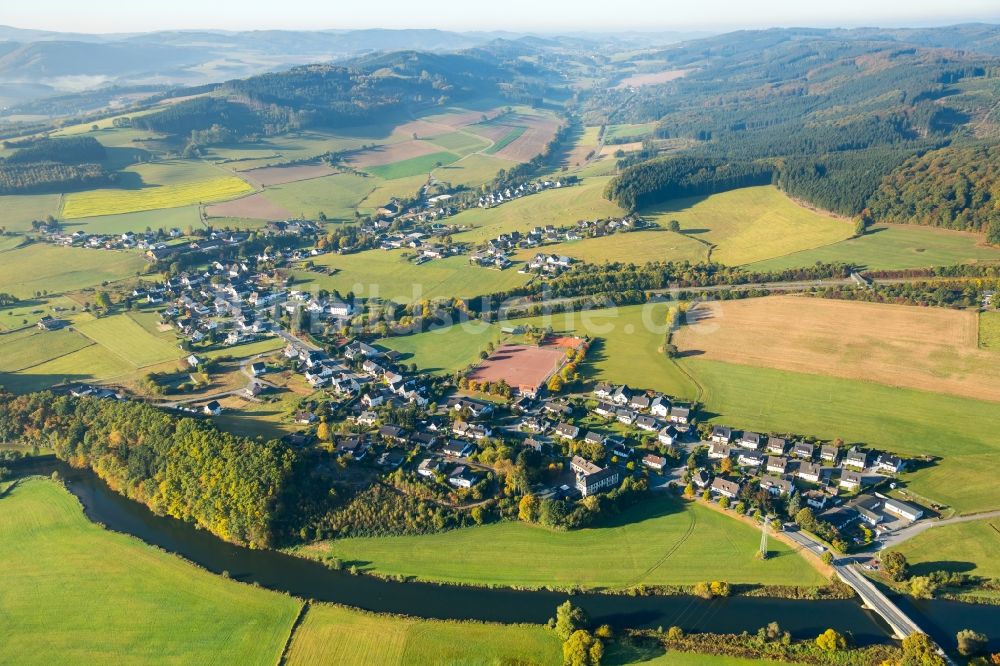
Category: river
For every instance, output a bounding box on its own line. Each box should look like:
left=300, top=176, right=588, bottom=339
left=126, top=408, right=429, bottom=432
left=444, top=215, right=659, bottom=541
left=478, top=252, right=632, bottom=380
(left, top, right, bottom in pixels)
left=11, top=458, right=1000, bottom=651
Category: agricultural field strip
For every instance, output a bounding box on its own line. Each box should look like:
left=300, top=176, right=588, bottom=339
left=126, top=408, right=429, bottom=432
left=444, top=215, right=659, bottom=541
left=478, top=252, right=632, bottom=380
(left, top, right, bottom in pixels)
left=62, top=175, right=254, bottom=218
left=74, top=315, right=181, bottom=368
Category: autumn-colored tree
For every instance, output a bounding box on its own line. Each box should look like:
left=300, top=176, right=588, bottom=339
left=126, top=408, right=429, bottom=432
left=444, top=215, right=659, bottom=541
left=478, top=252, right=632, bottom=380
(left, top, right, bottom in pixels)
left=815, top=628, right=847, bottom=652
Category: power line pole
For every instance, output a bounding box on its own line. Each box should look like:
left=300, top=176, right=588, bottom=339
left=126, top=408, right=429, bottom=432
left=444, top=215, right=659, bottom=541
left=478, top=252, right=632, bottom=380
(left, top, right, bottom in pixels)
left=759, top=515, right=770, bottom=559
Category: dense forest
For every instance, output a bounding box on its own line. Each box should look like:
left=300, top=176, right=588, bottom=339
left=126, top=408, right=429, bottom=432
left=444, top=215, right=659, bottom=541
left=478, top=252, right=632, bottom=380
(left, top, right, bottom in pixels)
left=590, top=28, right=1000, bottom=228
left=0, top=135, right=111, bottom=194
left=604, top=157, right=773, bottom=210
left=0, top=391, right=294, bottom=547
left=866, top=143, right=1000, bottom=233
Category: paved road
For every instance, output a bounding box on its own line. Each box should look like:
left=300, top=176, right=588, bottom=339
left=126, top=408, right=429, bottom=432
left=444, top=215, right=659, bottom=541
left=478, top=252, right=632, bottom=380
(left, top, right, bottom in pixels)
left=864, top=509, right=1000, bottom=552
left=271, top=324, right=321, bottom=352
left=836, top=561, right=924, bottom=639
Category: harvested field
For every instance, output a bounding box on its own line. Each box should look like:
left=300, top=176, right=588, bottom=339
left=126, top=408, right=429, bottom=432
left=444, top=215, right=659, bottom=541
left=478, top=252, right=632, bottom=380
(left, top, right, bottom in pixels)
left=616, top=68, right=689, bottom=88
left=467, top=344, right=566, bottom=392
left=347, top=140, right=441, bottom=168
left=674, top=296, right=1000, bottom=403
left=239, top=164, right=335, bottom=186
left=495, top=117, right=561, bottom=163
left=205, top=192, right=292, bottom=220
left=601, top=141, right=643, bottom=155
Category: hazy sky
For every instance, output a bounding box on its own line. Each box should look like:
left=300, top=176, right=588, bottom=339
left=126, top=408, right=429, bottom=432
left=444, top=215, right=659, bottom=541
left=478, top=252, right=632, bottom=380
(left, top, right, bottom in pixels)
left=5, top=0, right=999, bottom=33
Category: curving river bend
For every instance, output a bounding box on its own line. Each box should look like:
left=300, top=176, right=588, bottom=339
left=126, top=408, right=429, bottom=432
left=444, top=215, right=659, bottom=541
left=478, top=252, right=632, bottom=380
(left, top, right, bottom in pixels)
left=11, top=457, right=999, bottom=651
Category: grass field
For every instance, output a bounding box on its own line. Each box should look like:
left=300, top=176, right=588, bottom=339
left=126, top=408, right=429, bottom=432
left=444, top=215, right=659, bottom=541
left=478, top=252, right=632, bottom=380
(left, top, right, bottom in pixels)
left=450, top=177, right=624, bottom=244
left=484, top=126, right=527, bottom=154
left=365, top=152, right=459, bottom=179
left=0, top=477, right=300, bottom=664
left=63, top=205, right=203, bottom=235
left=674, top=296, right=1000, bottom=403
left=0, top=329, right=92, bottom=372
left=286, top=603, right=561, bottom=666
left=75, top=314, right=181, bottom=368
left=0, top=343, right=137, bottom=392
left=515, top=302, right=699, bottom=399
left=433, top=153, right=517, bottom=187
left=0, top=244, right=146, bottom=298
left=680, top=358, right=1000, bottom=515
left=748, top=224, right=1000, bottom=271
left=0, top=193, right=62, bottom=231
left=298, top=252, right=530, bottom=303
left=605, top=123, right=657, bottom=141
left=644, top=186, right=853, bottom=266
left=379, top=321, right=503, bottom=373
left=357, top=174, right=428, bottom=214
left=892, top=518, right=1000, bottom=579
left=979, top=311, right=1000, bottom=351
left=259, top=172, right=374, bottom=221
left=427, top=131, right=491, bottom=153
left=299, top=494, right=824, bottom=589
left=62, top=176, right=253, bottom=218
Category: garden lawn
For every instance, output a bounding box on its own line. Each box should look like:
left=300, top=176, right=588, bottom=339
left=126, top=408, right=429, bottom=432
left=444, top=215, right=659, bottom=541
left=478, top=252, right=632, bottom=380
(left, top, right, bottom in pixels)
left=515, top=302, right=699, bottom=399
left=299, top=495, right=824, bottom=589
left=643, top=186, right=853, bottom=266
left=285, top=603, right=561, bottom=666
left=0, top=478, right=300, bottom=665
left=0, top=244, right=146, bottom=298
left=259, top=172, right=374, bottom=221
left=366, top=152, right=459, bottom=179
left=75, top=314, right=181, bottom=367
left=379, top=322, right=503, bottom=373
left=298, top=251, right=529, bottom=303
left=893, top=518, right=1000, bottom=579
left=681, top=358, right=1000, bottom=514
left=980, top=311, right=1000, bottom=352
left=748, top=224, right=1000, bottom=271
left=449, top=177, right=624, bottom=244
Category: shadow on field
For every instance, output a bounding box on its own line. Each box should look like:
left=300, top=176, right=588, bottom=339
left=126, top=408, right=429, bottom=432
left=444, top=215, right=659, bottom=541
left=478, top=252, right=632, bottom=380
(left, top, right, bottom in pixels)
left=603, top=636, right=666, bottom=665
left=591, top=494, right=685, bottom=530
left=908, top=560, right=977, bottom=577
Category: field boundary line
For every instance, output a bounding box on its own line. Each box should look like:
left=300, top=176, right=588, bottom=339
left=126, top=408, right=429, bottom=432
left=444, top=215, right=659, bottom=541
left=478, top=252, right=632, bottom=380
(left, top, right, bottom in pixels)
left=276, top=601, right=309, bottom=666
left=5, top=339, right=97, bottom=374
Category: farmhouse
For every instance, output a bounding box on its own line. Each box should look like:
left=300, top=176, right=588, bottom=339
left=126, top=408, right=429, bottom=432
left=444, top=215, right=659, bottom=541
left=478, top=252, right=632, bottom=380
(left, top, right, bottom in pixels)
left=570, top=456, right=621, bottom=497
left=710, top=477, right=741, bottom=499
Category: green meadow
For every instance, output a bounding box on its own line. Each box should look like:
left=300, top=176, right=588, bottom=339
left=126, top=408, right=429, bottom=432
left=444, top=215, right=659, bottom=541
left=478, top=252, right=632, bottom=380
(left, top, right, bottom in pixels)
left=259, top=171, right=375, bottom=220
left=0, top=343, right=136, bottom=392
left=366, top=152, right=460, bottom=179
left=433, top=153, right=517, bottom=187
left=298, top=251, right=530, bottom=303
left=605, top=122, right=657, bottom=141
left=524, top=228, right=708, bottom=265
left=0, top=244, right=146, bottom=299
left=75, top=314, right=181, bottom=368
left=978, top=311, right=1000, bottom=351
left=0, top=478, right=300, bottom=665
left=428, top=130, right=491, bottom=153
left=484, top=126, right=527, bottom=153
left=286, top=603, right=560, bottom=666
left=300, top=494, right=825, bottom=589
left=748, top=224, right=1000, bottom=271
left=0, top=193, right=62, bottom=232
left=0, top=329, right=92, bottom=372
left=893, top=518, right=1000, bottom=579
left=64, top=205, right=203, bottom=236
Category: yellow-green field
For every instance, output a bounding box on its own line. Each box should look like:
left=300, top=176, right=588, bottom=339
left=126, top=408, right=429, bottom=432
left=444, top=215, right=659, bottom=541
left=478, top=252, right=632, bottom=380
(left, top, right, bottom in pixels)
left=980, top=311, right=1000, bottom=352
left=62, top=176, right=253, bottom=218
left=285, top=603, right=561, bottom=666
left=0, top=329, right=92, bottom=372
left=75, top=314, right=181, bottom=368
left=379, top=322, right=504, bottom=373
left=0, top=477, right=301, bottom=665
left=642, top=186, right=853, bottom=266
left=432, top=153, right=517, bottom=187
left=0, top=343, right=136, bottom=392
left=298, top=251, right=530, bottom=303
left=0, top=244, right=146, bottom=298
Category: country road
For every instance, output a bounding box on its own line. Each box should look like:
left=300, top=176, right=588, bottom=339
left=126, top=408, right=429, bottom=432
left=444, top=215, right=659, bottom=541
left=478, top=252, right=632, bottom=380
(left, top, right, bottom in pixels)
left=862, top=509, right=1000, bottom=552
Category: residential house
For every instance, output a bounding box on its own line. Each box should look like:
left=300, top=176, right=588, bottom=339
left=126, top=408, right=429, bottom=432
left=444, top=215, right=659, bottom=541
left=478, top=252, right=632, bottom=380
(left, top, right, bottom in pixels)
left=669, top=406, right=690, bottom=424
left=250, top=362, right=267, bottom=377
left=187, top=354, right=202, bottom=368
left=760, top=475, right=794, bottom=496
left=642, top=454, right=667, bottom=471
left=615, top=409, right=637, bottom=425
left=378, top=424, right=407, bottom=443
left=411, top=432, right=438, bottom=449
left=692, top=469, right=711, bottom=489
left=356, top=411, right=378, bottom=426
left=203, top=400, right=222, bottom=416
left=737, top=450, right=765, bottom=468
left=295, top=411, right=317, bottom=425
left=442, top=440, right=473, bottom=458
left=850, top=496, right=884, bottom=525
left=555, top=422, right=581, bottom=440
left=448, top=466, right=479, bottom=489
left=336, top=435, right=368, bottom=459
left=710, top=426, right=733, bottom=443
left=739, top=432, right=762, bottom=449
left=635, top=415, right=660, bottom=432
left=629, top=395, right=650, bottom=411
left=650, top=396, right=670, bottom=418
left=571, top=456, right=621, bottom=497
left=710, top=477, right=741, bottom=499
left=766, top=456, right=788, bottom=475
left=657, top=426, right=676, bottom=447
left=417, top=458, right=442, bottom=478
left=820, top=445, right=840, bottom=463
left=593, top=402, right=615, bottom=417
left=593, top=383, right=614, bottom=400
left=792, top=442, right=815, bottom=459
left=611, top=385, right=632, bottom=405
left=584, top=431, right=606, bottom=447
left=839, top=470, right=863, bottom=492
left=609, top=438, right=634, bottom=459
left=844, top=447, right=869, bottom=470
left=708, top=442, right=733, bottom=459
left=798, top=461, right=822, bottom=483
left=377, top=451, right=405, bottom=469
left=876, top=454, right=905, bottom=475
